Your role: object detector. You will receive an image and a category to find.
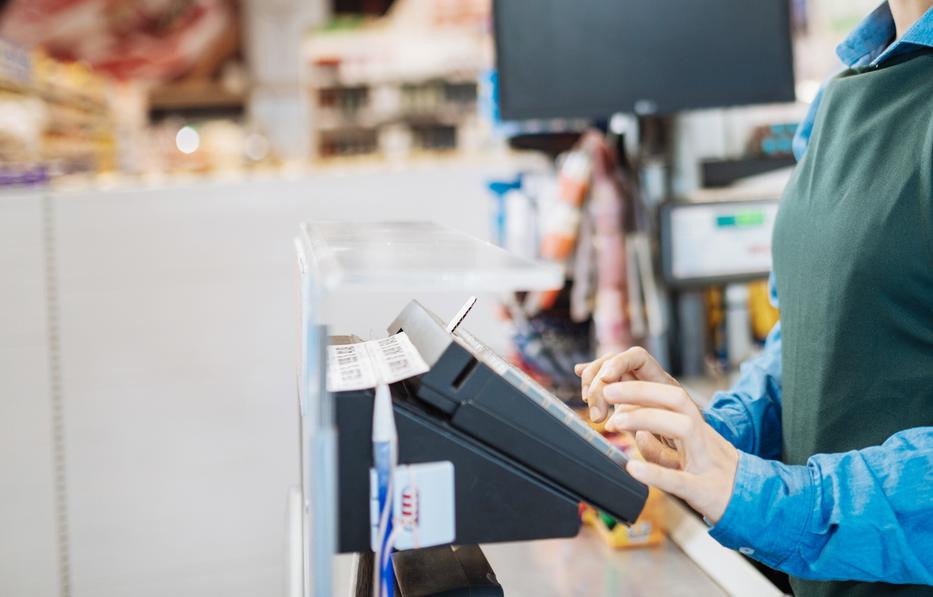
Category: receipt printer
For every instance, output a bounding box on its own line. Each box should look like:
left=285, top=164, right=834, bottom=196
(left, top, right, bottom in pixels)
left=335, top=301, right=648, bottom=553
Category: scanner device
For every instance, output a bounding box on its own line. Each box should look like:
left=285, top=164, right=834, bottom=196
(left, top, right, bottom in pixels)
left=335, top=300, right=648, bottom=553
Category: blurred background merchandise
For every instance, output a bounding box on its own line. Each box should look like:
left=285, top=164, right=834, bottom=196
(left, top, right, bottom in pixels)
left=0, top=0, right=497, bottom=182
left=0, top=0, right=882, bottom=183
left=304, top=0, right=492, bottom=160
left=0, top=40, right=115, bottom=182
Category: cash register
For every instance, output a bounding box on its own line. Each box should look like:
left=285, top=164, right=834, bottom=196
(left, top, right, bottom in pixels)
left=334, top=300, right=648, bottom=594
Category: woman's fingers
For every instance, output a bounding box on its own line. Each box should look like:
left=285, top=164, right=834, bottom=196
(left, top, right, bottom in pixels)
left=598, top=347, right=676, bottom=386
left=578, top=354, right=612, bottom=422
left=613, top=404, right=639, bottom=415
left=577, top=356, right=607, bottom=395
left=576, top=348, right=678, bottom=424
left=626, top=460, right=691, bottom=496
left=634, top=430, right=683, bottom=470
left=607, top=407, right=692, bottom=440
left=587, top=370, right=636, bottom=422
left=603, top=380, right=694, bottom=413
left=578, top=355, right=609, bottom=384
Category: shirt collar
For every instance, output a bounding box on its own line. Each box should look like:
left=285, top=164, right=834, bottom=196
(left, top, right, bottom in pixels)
left=836, top=2, right=933, bottom=67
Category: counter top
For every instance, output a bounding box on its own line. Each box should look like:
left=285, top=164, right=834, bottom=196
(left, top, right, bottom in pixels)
left=333, top=528, right=727, bottom=597
left=482, top=529, right=727, bottom=597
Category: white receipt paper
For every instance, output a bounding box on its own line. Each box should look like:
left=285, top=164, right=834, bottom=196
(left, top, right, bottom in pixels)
left=327, top=332, right=430, bottom=392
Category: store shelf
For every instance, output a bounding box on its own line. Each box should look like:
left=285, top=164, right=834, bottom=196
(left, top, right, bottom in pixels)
left=0, top=43, right=116, bottom=182
left=304, top=4, right=488, bottom=162
left=149, top=80, right=246, bottom=111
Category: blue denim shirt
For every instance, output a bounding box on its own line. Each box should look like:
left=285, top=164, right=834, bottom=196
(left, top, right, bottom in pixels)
left=702, top=3, right=933, bottom=584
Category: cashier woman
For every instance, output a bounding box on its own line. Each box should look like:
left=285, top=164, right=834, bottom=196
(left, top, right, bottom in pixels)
left=576, top=2, right=933, bottom=596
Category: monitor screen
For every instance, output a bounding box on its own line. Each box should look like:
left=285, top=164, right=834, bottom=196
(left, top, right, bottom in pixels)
left=493, top=0, right=796, bottom=120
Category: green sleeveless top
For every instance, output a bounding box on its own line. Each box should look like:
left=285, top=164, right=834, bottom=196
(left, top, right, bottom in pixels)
left=772, top=50, right=933, bottom=597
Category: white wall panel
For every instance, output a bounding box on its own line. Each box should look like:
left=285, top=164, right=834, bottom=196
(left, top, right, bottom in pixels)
left=51, top=162, right=512, bottom=597
left=0, top=192, right=61, bottom=597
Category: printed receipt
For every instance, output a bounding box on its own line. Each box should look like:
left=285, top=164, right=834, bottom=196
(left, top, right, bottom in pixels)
left=327, top=332, right=430, bottom=392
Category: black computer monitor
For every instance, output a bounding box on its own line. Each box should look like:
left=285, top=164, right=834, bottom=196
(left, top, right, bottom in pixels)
left=493, top=0, right=796, bottom=120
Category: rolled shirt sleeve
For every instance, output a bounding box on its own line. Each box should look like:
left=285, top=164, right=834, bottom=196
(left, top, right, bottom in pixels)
left=703, top=321, right=784, bottom=460
left=709, top=428, right=933, bottom=584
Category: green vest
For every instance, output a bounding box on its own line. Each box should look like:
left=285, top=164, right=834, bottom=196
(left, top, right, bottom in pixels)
left=772, top=49, right=933, bottom=597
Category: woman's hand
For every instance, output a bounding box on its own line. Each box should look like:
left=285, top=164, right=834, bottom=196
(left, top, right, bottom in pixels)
left=575, top=348, right=739, bottom=524
left=574, top=347, right=679, bottom=423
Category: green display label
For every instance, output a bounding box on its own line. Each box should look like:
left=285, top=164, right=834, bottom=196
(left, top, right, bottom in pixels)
left=716, top=211, right=766, bottom=228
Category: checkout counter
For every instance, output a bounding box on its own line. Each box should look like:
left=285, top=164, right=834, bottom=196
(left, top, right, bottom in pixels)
left=293, top=221, right=782, bottom=597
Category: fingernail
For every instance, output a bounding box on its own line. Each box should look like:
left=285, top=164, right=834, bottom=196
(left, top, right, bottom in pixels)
left=627, top=460, right=646, bottom=477
left=612, top=413, right=629, bottom=428
left=589, top=407, right=600, bottom=421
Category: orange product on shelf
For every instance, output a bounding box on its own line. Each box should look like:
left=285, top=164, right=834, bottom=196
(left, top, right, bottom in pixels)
left=748, top=279, right=779, bottom=341
left=557, top=150, right=592, bottom=207
left=558, top=175, right=588, bottom=208
left=540, top=232, right=577, bottom=261
left=581, top=488, right=666, bottom=549
left=530, top=149, right=591, bottom=312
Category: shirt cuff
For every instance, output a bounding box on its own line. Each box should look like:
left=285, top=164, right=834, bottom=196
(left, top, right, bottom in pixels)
left=708, top=451, right=816, bottom=567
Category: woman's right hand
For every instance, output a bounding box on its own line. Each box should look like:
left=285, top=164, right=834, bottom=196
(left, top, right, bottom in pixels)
left=574, top=347, right=680, bottom=423
left=575, top=348, right=738, bottom=524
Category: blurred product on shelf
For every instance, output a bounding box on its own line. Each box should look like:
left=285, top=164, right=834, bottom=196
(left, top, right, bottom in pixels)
left=0, top=40, right=45, bottom=184
left=0, top=39, right=116, bottom=184
left=580, top=489, right=666, bottom=549
left=489, top=127, right=781, bottom=386
left=0, top=0, right=270, bottom=180
left=748, top=279, right=780, bottom=341
left=702, top=280, right=776, bottom=374
left=507, top=285, right=593, bottom=402
left=584, top=133, right=638, bottom=355
left=487, top=130, right=662, bottom=399
left=305, top=0, right=493, bottom=161
left=706, top=287, right=728, bottom=373
left=33, top=49, right=117, bottom=176
left=748, top=123, right=797, bottom=158
left=140, top=118, right=276, bottom=175
left=0, top=0, right=237, bottom=82
left=527, top=131, right=645, bottom=355
left=536, top=150, right=589, bottom=312
left=724, top=284, right=753, bottom=368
